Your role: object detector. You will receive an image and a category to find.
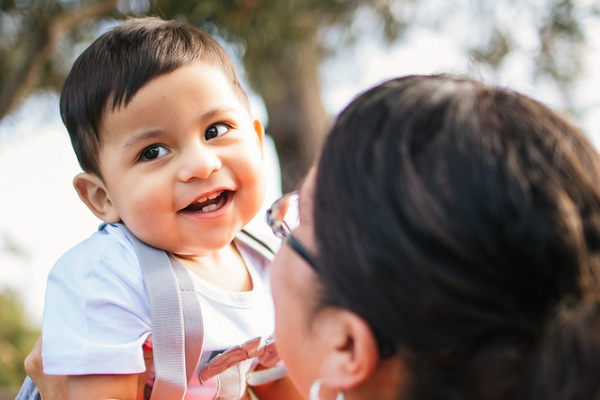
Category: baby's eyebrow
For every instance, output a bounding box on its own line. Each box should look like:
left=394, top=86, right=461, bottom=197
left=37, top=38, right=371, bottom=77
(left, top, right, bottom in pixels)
left=199, top=106, right=238, bottom=122
left=122, top=130, right=162, bottom=152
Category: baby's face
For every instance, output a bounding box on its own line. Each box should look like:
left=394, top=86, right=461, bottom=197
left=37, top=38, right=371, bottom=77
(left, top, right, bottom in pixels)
left=96, top=61, right=266, bottom=256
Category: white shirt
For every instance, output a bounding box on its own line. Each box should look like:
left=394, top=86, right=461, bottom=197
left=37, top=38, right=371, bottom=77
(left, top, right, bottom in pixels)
left=42, top=223, right=274, bottom=398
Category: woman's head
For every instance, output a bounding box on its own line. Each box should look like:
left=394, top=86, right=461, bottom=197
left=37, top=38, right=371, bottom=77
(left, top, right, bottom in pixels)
left=272, top=75, right=600, bottom=400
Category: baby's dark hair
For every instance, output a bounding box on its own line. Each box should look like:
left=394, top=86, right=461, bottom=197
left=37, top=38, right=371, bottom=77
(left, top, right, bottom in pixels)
left=60, top=17, right=249, bottom=177
left=314, top=75, right=600, bottom=400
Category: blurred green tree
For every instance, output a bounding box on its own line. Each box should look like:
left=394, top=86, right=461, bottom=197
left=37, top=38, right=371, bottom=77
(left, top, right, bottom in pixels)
left=0, top=0, right=597, bottom=189
left=0, top=289, right=40, bottom=391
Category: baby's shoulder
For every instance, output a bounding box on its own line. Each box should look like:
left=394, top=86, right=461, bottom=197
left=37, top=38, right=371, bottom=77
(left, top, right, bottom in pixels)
left=52, top=224, right=140, bottom=277
left=63, top=223, right=133, bottom=255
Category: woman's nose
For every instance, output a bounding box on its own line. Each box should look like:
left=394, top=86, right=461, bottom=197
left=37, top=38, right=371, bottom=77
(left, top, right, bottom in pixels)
left=177, top=144, right=222, bottom=181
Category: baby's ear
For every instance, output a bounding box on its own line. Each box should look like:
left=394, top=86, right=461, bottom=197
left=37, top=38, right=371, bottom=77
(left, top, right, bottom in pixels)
left=252, top=118, right=265, bottom=155
left=73, top=172, right=120, bottom=223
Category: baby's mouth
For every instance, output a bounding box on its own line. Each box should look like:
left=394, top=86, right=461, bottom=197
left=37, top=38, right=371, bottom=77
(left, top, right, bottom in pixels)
left=183, top=190, right=230, bottom=213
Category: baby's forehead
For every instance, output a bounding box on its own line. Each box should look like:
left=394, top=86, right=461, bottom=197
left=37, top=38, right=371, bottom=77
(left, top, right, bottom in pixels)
left=102, top=61, right=249, bottom=117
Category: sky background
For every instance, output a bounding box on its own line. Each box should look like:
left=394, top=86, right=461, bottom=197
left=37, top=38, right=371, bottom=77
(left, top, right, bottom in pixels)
left=2, top=12, right=600, bottom=326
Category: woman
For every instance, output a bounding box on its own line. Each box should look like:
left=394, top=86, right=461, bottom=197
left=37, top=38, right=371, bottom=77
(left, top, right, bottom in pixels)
left=25, top=74, right=600, bottom=399
left=266, top=75, right=600, bottom=400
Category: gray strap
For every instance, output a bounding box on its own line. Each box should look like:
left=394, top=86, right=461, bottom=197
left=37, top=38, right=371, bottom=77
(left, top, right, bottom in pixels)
left=170, top=256, right=204, bottom=384
left=117, top=224, right=203, bottom=400
left=236, top=228, right=279, bottom=262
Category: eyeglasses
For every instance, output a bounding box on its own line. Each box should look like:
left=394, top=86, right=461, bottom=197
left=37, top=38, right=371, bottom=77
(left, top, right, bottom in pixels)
left=266, top=191, right=321, bottom=272
left=266, top=192, right=396, bottom=357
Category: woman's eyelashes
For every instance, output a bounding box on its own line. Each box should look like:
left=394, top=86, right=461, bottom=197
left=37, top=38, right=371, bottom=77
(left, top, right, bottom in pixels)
left=205, top=123, right=232, bottom=140
left=139, top=144, right=170, bottom=161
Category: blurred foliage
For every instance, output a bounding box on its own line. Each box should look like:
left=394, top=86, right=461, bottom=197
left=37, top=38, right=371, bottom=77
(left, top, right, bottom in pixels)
left=157, top=0, right=409, bottom=100
left=0, top=289, right=40, bottom=390
left=0, top=0, right=598, bottom=189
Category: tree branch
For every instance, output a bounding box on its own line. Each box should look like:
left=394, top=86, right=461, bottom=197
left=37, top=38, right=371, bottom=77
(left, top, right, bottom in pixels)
left=0, top=0, right=119, bottom=121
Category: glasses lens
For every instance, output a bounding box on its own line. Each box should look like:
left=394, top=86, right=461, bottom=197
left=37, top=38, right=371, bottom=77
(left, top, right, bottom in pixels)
left=269, top=192, right=321, bottom=273
left=276, top=192, right=300, bottom=233
left=268, top=192, right=300, bottom=239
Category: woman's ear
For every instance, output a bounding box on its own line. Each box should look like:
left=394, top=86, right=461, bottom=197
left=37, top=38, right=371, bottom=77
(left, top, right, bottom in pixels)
left=316, top=310, right=405, bottom=398
left=73, top=173, right=120, bottom=223
left=316, top=309, right=380, bottom=390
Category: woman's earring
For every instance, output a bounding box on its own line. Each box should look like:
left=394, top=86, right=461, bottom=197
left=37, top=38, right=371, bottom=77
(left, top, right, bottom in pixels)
left=310, top=379, right=345, bottom=400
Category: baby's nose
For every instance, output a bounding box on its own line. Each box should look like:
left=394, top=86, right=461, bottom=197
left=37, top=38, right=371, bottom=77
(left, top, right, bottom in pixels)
left=177, top=145, right=222, bottom=181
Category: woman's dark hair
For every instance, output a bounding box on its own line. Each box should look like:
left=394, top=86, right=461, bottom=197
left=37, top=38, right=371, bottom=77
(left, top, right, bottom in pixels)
left=314, top=75, right=600, bottom=400
left=60, top=17, right=249, bottom=177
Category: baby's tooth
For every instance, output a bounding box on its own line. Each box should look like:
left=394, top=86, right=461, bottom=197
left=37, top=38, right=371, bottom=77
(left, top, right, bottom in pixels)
left=202, top=204, right=218, bottom=212
left=208, top=191, right=221, bottom=200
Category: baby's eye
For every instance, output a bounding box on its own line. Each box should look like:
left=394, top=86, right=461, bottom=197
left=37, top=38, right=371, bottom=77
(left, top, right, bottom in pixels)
left=140, top=145, right=169, bottom=161
left=205, top=123, right=231, bottom=140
